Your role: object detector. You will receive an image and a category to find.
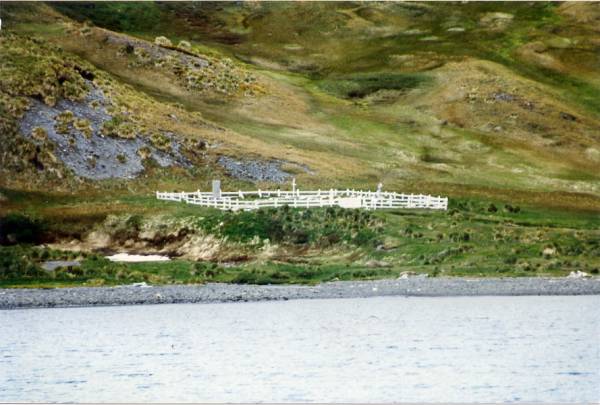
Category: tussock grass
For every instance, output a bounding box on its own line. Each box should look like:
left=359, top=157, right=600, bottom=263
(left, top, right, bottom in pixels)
left=1, top=192, right=598, bottom=288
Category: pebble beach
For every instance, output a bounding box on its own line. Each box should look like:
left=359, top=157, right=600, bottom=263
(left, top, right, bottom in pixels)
left=1, top=277, right=599, bottom=309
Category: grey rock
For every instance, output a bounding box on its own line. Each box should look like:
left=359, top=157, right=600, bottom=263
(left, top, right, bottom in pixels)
left=19, top=82, right=191, bottom=180
left=41, top=261, right=81, bottom=271
left=493, top=92, right=515, bottom=102
left=217, top=156, right=311, bottom=183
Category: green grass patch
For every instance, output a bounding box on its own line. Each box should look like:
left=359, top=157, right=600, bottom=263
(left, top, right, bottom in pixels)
left=195, top=205, right=384, bottom=247
left=317, top=72, right=429, bottom=99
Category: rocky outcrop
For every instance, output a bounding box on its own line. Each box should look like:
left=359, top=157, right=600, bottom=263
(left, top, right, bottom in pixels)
left=66, top=214, right=250, bottom=262
left=216, top=156, right=312, bottom=183
left=19, top=83, right=191, bottom=180
left=98, top=28, right=260, bottom=96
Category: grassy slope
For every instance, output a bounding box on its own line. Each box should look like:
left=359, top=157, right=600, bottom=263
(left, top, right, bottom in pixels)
left=1, top=2, right=599, bottom=286
left=4, top=2, right=599, bottom=203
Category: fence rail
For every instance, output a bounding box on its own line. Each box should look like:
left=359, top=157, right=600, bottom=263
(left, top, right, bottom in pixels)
left=156, top=188, right=448, bottom=211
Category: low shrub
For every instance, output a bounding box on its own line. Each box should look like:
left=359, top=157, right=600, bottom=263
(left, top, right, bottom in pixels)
left=150, top=132, right=171, bottom=150
left=154, top=36, right=172, bottom=47
left=198, top=207, right=384, bottom=248
left=504, top=204, right=521, bottom=213
left=231, top=271, right=258, bottom=284
left=0, top=246, right=45, bottom=279
left=74, top=118, right=92, bottom=138
left=297, top=267, right=319, bottom=278
left=177, top=40, right=191, bottom=51
left=351, top=269, right=377, bottom=278
left=101, top=115, right=137, bottom=139
left=0, top=213, right=46, bottom=245
left=31, top=127, right=48, bottom=141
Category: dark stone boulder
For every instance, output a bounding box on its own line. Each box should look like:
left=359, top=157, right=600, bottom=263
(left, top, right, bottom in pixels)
left=560, top=112, right=577, bottom=121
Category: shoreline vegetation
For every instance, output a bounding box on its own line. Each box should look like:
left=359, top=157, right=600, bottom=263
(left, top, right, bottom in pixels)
left=1, top=277, right=599, bottom=310
left=1, top=192, right=599, bottom=290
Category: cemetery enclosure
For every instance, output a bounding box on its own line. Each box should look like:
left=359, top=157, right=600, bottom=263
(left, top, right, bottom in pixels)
left=156, top=181, right=448, bottom=211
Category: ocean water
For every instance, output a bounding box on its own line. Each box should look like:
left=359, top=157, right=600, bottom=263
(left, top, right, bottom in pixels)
left=1, top=296, right=599, bottom=402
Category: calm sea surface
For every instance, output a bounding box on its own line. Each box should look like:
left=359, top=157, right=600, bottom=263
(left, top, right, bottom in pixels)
left=1, top=296, right=599, bottom=403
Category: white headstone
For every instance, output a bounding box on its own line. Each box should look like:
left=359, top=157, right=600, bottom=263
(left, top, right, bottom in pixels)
left=338, top=197, right=362, bottom=208
left=212, top=180, right=221, bottom=198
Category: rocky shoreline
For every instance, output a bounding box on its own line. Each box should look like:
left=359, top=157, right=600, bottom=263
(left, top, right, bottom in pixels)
left=1, top=277, right=599, bottom=310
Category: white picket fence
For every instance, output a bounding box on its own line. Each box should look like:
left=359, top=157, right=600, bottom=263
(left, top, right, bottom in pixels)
left=156, top=188, right=448, bottom=211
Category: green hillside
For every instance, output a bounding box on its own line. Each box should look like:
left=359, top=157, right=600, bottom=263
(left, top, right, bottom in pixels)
left=1, top=2, right=599, bottom=286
